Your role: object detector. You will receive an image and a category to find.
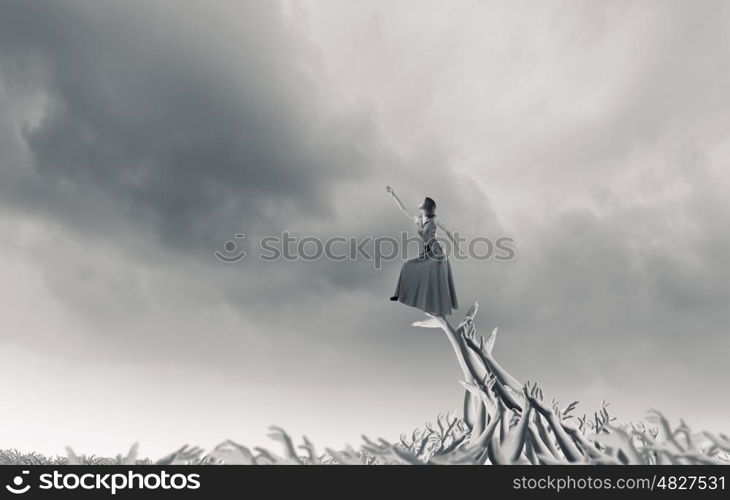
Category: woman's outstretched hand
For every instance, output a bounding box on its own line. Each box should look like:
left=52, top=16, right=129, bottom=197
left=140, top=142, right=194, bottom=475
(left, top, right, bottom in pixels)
left=386, top=186, right=418, bottom=222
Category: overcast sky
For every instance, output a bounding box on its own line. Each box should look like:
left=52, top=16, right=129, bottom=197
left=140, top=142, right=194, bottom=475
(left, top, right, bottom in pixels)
left=0, top=0, right=728, bottom=458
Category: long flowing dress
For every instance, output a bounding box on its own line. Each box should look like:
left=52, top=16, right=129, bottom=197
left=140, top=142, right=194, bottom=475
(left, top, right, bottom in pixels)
left=392, top=216, right=459, bottom=316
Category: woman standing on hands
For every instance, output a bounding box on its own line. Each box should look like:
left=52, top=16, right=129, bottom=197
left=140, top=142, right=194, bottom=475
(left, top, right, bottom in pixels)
left=386, top=186, right=459, bottom=317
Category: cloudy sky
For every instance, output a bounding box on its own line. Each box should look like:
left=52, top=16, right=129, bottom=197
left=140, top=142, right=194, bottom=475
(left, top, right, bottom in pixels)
left=0, top=0, right=728, bottom=458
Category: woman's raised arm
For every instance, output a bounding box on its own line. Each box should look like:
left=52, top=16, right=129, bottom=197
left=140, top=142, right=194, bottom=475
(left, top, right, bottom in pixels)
left=385, top=186, right=418, bottom=222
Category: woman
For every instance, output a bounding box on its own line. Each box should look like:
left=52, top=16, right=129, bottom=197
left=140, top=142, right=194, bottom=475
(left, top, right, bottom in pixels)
left=386, top=186, right=459, bottom=317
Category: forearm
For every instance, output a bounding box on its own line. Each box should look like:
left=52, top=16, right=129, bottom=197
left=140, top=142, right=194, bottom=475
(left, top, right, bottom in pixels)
left=545, top=413, right=583, bottom=461
left=524, top=436, right=540, bottom=464
left=504, top=407, right=532, bottom=462
left=471, top=411, right=501, bottom=450
left=483, top=352, right=523, bottom=393
left=436, top=221, right=457, bottom=245
left=528, top=423, right=557, bottom=459
left=280, top=439, right=299, bottom=462
left=566, top=427, right=606, bottom=460
left=465, top=338, right=522, bottom=393
left=533, top=415, right=560, bottom=458
left=390, top=193, right=413, bottom=219
left=493, top=379, right=523, bottom=412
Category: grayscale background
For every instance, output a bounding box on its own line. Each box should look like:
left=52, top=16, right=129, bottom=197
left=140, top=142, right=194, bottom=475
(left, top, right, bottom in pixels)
left=0, top=0, right=727, bottom=457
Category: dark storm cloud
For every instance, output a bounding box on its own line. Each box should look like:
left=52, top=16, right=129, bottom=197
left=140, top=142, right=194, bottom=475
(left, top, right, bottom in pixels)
left=0, top=0, right=503, bottom=353
left=0, top=0, right=373, bottom=251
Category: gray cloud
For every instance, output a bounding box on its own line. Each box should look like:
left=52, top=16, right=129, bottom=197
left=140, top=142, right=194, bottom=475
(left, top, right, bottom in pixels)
left=0, top=0, right=374, bottom=250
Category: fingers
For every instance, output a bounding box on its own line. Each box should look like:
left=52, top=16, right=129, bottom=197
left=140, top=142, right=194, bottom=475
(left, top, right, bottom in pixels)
left=522, top=381, right=532, bottom=399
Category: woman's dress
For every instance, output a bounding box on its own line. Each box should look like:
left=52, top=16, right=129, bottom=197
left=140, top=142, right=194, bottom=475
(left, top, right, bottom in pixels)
left=392, top=217, right=458, bottom=316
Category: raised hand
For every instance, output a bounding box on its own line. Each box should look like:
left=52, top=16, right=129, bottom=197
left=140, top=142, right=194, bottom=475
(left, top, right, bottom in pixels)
left=460, top=373, right=499, bottom=417
left=703, top=431, right=730, bottom=453
left=673, top=419, right=703, bottom=451
left=523, top=381, right=583, bottom=462
left=524, top=381, right=553, bottom=417
left=646, top=409, right=685, bottom=453
left=252, top=447, right=279, bottom=464
left=299, top=436, right=320, bottom=465
left=65, top=446, right=83, bottom=465
left=592, top=425, right=643, bottom=465
left=325, top=445, right=365, bottom=465
left=119, top=442, right=139, bottom=465
left=461, top=323, right=522, bottom=395
left=267, top=426, right=299, bottom=462
left=208, top=440, right=256, bottom=465
left=156, top=444, right=204, bottom=465
left=361, top=436, right=421, bottom=465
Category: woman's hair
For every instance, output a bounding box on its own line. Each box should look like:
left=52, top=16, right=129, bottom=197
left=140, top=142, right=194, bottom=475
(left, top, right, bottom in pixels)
left=421, top=197, right=437, bottom=217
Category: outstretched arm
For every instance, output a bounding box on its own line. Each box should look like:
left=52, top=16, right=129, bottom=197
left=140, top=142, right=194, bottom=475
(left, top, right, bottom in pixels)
left=435, top=218, right=456, bottom=244
left=524, top=382, right=583, bottom=462
left=386, top=186, right=418, bottom=222
left=495, top=385, right=534, bottom=462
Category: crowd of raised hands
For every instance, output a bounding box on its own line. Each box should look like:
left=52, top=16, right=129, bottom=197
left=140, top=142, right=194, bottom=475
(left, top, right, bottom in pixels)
left=27, top=305, right=721, bottom=466
left=146, top=303, right=730, bottom=465
left=3, top=301, right=724, bottom=466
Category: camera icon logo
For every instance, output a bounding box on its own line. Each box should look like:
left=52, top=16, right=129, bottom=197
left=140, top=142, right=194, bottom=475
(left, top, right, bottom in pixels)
left=215, top=233, right=246, bottom=263
left=6, top=470, right=31, bottom=494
